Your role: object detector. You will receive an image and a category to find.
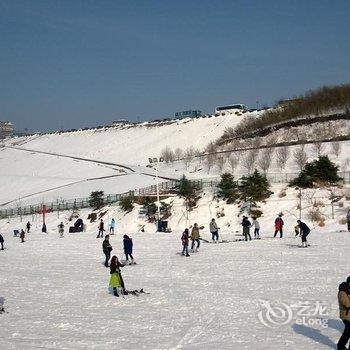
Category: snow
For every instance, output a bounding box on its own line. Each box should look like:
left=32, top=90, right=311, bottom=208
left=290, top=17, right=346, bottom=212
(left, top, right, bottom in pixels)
left=0, top=200, right=349, bottom=349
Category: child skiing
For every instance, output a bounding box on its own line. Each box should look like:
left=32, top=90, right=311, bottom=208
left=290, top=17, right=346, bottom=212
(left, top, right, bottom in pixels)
left=109, top=255, right=125, bottom=297
left=241, top=216, right=252, bottom=241
left=58, top=222, right=64, bottom=238
left=251, top=216, right=260, bottom=239
left=190, top=223, right=200, bottom=252
left=274, top=213, right=284, bottom=238
left=123, top=235, right=134, bottom=264
left=181, top=229, right=190, bottom=256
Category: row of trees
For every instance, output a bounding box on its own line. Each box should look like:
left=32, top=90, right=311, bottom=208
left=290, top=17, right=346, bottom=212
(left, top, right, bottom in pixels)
left=160, top=140, right=346, bottom=175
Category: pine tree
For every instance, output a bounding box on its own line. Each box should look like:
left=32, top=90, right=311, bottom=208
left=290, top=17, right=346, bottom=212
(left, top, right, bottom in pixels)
left=89, top=191, right=104, bottom=209
left=239, top=170, right=270, bottom=202
left=290, top=155, right=341, bottom=188
left=217, top=173, right=238, bottom=203
left=176, top=175, right=197, bottom=209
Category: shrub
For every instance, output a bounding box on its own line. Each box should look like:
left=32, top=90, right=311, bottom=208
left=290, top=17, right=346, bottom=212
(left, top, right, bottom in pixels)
left=338, top=201, right=344, bottom=208
left=278, top=189, right=287, bottom=198
left=140, top=197, right=157, bottom=218
left=290, top=155, right=341, bottom=188
left=318, top=218, right=325, bottom=227
left=119, top=196, right=134, bottom=212
left=87, top=212, right=97, bottom=223
left=307, top=209, right=322, bottom=222
left=89, top=191, right=105, bottom=209
left=339, top=218, right=347, bottom=225
left=250, top=209, right=263, bottom=218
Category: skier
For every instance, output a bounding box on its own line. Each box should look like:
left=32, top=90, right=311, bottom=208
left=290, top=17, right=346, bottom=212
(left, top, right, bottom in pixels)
left=123, top=235, right=134, bottom=264
left=20, top=229, right=25, bottom=243
left=241, top=216, right=252, bottom=241
left=297, top=219, right=310, bottom=247
left=251, top=216, right=260, bottom=239
left=0, top=233, right=4, bottom=250
left=190, top=223, right=200, bottom=251
left=110, top=218, right=116, bottom=234
left=26, top=221, right=31, bottom=233
left=109, top=255, right=125, bottom=297
left=96, top=219, right=105, bottom=238
left=347, top=209, right=350, bottom=232
left=337, top=276, right=350, bottom=349
left=181, top=229, right=190, bottom=256
left=102, top=235, right=113, bottom=267
left=210, top=218, right=219, bottom=242
left=58, top=222, right=64, bottom=238
left=274, top=213, right=284, bottom=238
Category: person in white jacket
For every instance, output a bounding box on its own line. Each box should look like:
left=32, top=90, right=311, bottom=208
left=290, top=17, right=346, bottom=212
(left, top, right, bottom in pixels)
left=251, top=217, right=260, bottom=239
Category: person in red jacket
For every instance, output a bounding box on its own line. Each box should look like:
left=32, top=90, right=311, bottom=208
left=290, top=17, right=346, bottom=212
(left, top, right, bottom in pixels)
left=274, top=214, right=284, bottom=238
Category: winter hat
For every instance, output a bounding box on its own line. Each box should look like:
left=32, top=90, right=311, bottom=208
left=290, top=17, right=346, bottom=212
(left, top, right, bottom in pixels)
left=346, top=276, right=350, bottom=284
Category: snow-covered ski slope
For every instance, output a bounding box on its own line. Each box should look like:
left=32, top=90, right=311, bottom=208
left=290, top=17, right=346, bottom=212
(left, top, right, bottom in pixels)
left=0, top=203, right=349, bottom=350
left=0, top=113, right=247, bottom=207
left=5, top=113, right=248, bottom=165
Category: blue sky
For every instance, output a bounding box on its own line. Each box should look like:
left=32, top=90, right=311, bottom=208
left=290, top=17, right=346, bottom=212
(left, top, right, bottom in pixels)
left=1, top=0, right=349, bottom=132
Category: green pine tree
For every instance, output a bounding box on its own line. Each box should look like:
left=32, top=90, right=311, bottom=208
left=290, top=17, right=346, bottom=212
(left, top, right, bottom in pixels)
left=89, top=191, right=105, bottom=209
left=217, top=173, right=238, bottom=203
left=239, top=170, right=270, bottom=202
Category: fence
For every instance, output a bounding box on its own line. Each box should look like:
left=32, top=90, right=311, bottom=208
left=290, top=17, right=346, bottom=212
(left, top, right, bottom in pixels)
left=0, top=191, right=134, bottom=219
left=1, top=171, right=349, bottom=219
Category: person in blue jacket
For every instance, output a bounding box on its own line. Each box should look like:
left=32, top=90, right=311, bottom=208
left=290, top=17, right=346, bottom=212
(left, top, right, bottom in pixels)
left=297, top=220, right=311, bottom=248
left=123, top=235, right=134, bottom=264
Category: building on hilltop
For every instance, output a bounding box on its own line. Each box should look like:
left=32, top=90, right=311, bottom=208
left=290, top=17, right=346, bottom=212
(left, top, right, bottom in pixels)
left=0, top=121, right=13, bottom=139
left=214, top=104, right=248, bottom=115
left=175, top=110, right=202, bottom=119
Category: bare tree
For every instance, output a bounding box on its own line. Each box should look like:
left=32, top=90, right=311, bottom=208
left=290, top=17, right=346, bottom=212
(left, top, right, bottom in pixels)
left=216, top=156, right=225, bottom=173
left=275, top=146, right=290, bottom=171
left=341, top=158, right=350, bottom=172
left=174, top=147, right=183, bottom=160
left=227, top=153, right=240, bottom=173
left=293, top=146, right=308, bottom=170
left=241, top=149, right=259, bottom=174
left=160, top=146, right=175, bottom=163
left=257, top=148, right=273, bottom=173
left=184, top=146, right=195, bottom=169
left=331, top=141, right=341, bottom=157
left=311, top=141, right=325, bottom=157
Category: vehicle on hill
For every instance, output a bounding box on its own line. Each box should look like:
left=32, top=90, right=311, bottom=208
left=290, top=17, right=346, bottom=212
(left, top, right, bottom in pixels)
left=214, top=104, right=248, bottom=115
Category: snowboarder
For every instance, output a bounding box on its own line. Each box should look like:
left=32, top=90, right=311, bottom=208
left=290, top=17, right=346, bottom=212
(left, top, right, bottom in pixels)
left=102, top=235, right=113, bottom=267
left=297, top=219, right=310, bottom=247
left=190, top=223, right=200, bottom=251
left=96, top=219, right=105, bottom=238
left=123, top=235, right=134, bottom=264
left=241, top=216, right=252, bottom=241
left=20, top=229, right=25, bottom=243
left=110, top=218, right=116, bottom=234
left=337, top=276, right=350, bottom=349
left=0, top=233, right=4, bottom=250
left=210, top=218, right=219, bottom=242
left=181, top=229, right=190, bottom=256
left=274, top=213, right=284, bottom=238
left=109, top=255, right=125, bottom=297
left=26, top=221, right=31, bottom=233
left=251, top=216, right=260, bottom=239
left=347, top=209, right=350, bottom=232
left=58, top=222, right=64, bottom=238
